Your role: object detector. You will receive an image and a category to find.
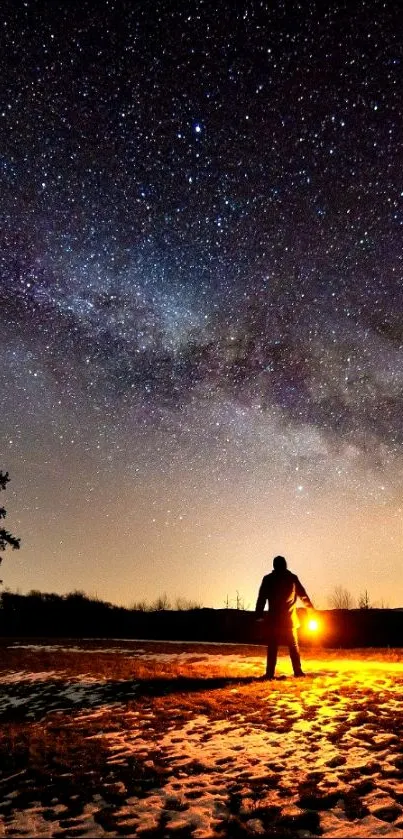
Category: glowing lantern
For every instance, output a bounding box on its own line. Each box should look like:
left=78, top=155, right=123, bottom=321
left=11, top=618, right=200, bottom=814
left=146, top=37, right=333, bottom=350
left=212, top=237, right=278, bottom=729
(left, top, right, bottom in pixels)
left=307, top=617, right=319, bottom=632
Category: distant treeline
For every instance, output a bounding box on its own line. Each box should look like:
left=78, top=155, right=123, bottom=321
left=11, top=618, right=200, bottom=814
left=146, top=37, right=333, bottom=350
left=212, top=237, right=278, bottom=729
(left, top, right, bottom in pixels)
left=1, top=590, right=403, bottom=646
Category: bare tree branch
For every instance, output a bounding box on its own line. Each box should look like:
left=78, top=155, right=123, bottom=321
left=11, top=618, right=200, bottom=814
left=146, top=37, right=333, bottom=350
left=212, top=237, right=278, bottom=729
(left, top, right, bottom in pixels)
left=328, top=585, right=355, bottom=609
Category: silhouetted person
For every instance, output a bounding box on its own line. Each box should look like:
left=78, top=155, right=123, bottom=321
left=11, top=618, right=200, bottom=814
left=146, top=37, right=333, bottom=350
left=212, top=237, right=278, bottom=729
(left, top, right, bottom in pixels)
left=256, top=555, right=314, bottom=679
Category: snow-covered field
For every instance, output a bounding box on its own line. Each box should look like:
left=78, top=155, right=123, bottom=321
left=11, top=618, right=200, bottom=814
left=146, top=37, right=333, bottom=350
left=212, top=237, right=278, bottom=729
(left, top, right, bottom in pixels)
left=0, top=640, right=402, bottom=837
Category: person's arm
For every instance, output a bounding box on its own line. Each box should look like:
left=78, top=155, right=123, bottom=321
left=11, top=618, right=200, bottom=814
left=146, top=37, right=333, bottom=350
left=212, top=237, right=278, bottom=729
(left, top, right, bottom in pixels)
left=255, top=578, right=268, bottom=617
left=295, top=576, right=314, bottom=610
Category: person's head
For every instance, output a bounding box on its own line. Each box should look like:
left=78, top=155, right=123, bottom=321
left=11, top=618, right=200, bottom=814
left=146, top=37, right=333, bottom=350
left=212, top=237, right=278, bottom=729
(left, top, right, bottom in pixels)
left=273, top=555, right=287, bottom=572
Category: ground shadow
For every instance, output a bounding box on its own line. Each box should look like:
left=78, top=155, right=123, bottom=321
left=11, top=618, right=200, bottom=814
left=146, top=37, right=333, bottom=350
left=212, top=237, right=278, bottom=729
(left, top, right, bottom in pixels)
left=130, top=674, right=259, bottom=696
left=0, top=674, right=265, bottom=722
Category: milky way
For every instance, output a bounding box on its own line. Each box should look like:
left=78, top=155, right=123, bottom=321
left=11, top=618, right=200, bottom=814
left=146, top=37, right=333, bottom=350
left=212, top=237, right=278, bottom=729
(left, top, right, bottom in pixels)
left=1, top=0, right=402, bottom=607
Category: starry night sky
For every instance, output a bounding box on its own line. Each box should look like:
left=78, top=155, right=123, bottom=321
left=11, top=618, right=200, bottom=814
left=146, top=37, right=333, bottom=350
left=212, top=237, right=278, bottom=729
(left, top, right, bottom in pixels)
left=1, top=0, right=402, bottom=608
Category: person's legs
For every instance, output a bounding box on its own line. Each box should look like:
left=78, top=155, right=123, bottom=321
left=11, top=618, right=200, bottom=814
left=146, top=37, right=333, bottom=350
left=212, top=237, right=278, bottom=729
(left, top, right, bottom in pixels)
left=287, top=628, right=304, bottom=676
left=266, top=630, right=278, bottom=677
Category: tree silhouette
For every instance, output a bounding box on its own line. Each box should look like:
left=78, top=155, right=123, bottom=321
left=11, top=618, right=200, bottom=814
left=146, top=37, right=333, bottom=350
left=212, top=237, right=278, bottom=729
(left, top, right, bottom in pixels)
left=328, top=585, right=354, bottom=609
left=358, top=589, right=371, bottom=609
left=0, top=471, right=21, bottom=581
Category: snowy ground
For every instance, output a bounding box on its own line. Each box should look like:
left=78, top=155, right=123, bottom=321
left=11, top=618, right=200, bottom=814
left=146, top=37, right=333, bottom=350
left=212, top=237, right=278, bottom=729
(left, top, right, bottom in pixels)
left=0, top=640, right=402, bottom=837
